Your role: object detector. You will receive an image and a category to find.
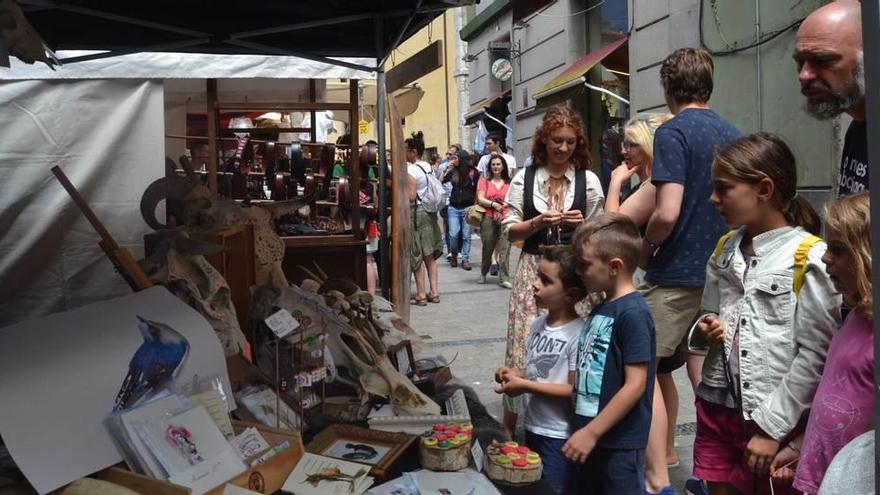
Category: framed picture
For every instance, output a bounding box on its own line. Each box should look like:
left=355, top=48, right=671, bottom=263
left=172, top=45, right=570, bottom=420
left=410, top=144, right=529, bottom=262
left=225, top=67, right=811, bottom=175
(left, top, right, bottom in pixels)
left=305, top=424, right=416, bottom=480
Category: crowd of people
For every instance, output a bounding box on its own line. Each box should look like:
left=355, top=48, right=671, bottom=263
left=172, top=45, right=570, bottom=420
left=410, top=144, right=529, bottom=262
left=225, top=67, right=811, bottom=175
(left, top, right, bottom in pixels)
left=403, top=1, right=870, bottom=494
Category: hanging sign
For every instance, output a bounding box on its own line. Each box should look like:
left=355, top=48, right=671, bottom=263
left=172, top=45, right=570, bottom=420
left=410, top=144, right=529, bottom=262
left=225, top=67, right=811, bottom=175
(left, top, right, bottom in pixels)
left=358, top=120, right=369, bottom=135
left=491, top=58, right=513, bottom=82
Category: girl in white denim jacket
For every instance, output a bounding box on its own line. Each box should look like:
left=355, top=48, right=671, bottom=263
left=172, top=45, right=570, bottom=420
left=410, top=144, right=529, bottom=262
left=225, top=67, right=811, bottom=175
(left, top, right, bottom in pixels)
left=689, top=133, right=841, bottom=495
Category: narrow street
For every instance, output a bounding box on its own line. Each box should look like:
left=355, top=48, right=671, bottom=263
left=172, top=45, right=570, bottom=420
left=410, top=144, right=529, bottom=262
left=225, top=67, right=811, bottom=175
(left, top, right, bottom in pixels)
left=409, top=237, right=699, bottom=492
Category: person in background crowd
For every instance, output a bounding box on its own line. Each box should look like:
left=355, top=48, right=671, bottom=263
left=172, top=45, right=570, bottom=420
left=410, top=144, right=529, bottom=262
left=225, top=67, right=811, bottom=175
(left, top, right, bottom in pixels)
left=437, top=144, right=461, bottom=259
left=494, top=246, right=586, bottom=493
left=692, top=133, right=840, bottom=495
left=442, top=148, right=480, bottom=271
left=794, top=0, right=867, bottom=195
left=770, top=193, right=873, bottom=495
left=640, top=48, right=741, bottom=495
left=600, top=127, right=624, bottom=196
left=475, top=154, right=512, bottom=287
left=604, top=115, right=672, bottom=223
left=406, top=131, right=442, bottom=306
left=502, top=105, right=604, bottom=435
left=189, top=142, right=210, bottom=172
left=429, top=152, right=441, bottom=174
left=478, top=133, right=518, bottom=176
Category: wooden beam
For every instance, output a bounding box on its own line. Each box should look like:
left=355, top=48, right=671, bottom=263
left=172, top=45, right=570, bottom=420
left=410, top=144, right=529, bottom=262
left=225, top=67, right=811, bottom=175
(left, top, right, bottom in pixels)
left=206, top=79, right=219, bottom=194
left=388, top=96, right=410, bottom=322
left=217, top=102, right=353, bottom=111
left=385, top=40, right=443, bottom=93
left=349, top=79, right=361, bottom=239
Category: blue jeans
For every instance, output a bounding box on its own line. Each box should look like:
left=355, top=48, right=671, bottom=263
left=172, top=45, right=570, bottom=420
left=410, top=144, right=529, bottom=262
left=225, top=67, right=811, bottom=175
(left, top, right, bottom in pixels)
left=570, top=446, right=646, bottom=495
left=446, top=205, right=471, bottom=261
left=525, top=431, right=572, bottom=494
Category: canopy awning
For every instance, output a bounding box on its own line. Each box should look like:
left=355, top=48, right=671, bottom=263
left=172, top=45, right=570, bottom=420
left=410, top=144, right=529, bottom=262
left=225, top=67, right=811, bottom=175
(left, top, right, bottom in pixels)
left=463, top=89, right=511, bottom=126
left=13, top=0, right=472, bottom=71
left=533, top=36, right=628, bottom=104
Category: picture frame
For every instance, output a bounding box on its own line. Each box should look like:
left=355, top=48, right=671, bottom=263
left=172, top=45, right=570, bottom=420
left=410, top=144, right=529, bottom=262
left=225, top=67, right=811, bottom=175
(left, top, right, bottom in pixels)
left=305, top=424, right=416, bottom=480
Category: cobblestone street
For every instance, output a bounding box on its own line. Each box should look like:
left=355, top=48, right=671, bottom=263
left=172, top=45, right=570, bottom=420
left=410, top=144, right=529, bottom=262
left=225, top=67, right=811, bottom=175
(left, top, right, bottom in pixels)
left=409, top=238, right=698, bottom=493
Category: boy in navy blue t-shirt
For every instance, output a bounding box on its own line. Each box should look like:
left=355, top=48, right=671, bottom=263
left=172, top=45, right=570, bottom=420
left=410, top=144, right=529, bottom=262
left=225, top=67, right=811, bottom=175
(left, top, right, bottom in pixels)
left=563, top=213, right=656, bottom=494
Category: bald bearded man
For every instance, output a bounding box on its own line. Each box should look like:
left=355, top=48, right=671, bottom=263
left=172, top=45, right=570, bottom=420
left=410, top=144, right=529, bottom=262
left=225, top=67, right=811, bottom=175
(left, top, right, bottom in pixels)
left=794, top=1, right=867, bottom=195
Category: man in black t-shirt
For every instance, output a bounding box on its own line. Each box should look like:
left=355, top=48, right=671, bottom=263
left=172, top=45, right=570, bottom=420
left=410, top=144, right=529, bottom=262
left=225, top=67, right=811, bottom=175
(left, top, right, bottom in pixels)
left=794, top=1, right=867, bottom=195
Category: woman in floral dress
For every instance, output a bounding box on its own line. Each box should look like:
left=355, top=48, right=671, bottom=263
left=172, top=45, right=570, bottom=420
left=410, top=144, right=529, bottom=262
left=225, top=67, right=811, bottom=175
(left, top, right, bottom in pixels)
left=500, top=106, right=604, bottom=432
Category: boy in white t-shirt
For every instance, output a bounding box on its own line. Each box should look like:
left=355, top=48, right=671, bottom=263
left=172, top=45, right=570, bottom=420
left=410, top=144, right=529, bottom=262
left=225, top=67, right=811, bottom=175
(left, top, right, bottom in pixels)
left=495, top=246, right=585, bottom=493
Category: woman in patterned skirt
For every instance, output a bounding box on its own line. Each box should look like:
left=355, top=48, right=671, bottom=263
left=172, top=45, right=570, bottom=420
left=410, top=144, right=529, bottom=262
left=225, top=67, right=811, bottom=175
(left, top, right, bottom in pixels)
left=500, top=106, right=604, bottom=433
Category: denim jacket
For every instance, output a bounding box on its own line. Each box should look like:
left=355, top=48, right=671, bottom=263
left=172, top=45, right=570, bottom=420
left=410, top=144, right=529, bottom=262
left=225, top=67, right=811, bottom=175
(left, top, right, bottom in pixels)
left=700, top=226, right=841, bottom=441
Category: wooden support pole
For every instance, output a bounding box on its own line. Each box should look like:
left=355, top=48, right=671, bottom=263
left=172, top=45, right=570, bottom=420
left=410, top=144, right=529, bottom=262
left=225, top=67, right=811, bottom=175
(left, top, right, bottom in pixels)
left=388, top=96, right=411, bottom=322
left=206, top=79, right=219, bottom=194
left=349, top=79, right=361, bottom=239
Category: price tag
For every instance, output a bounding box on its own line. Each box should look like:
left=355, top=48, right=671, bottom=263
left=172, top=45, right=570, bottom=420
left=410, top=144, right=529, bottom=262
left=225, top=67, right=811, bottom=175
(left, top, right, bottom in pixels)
left=264, top=309, right=300, bottom=338
left=472, top=440, right=485, bottom=472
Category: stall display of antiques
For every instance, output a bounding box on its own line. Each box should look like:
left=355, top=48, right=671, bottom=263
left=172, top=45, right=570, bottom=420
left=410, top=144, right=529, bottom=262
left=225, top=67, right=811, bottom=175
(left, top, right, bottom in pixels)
left=0, top=148, right=553, bottom=495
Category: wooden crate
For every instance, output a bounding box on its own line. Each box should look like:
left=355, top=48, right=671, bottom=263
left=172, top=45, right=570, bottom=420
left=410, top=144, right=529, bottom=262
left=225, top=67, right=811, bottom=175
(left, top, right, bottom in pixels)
left=93, top=421, right=303, bottom=495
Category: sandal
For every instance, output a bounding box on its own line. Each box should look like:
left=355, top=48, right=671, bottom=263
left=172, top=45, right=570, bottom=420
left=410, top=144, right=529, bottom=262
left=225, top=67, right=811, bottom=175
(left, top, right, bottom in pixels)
left=427, top=294, right=440, bottom=303
left=410, top=296, right=427, bottom=306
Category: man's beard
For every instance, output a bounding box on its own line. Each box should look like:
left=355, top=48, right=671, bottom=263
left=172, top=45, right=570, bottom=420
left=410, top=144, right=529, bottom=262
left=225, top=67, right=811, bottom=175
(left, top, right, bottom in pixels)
left=803, top=52, right=865, bottom=120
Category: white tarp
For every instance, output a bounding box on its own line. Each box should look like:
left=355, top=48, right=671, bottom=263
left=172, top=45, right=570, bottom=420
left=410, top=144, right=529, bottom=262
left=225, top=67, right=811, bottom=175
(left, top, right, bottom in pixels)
left=0, top=79, right=164, bottom=326
left=0, top=50, right=376, bottom=80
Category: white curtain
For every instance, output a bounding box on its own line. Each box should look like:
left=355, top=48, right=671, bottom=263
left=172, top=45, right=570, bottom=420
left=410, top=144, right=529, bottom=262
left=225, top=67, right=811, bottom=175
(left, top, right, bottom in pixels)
left=0, top=79, right=164, bottom=326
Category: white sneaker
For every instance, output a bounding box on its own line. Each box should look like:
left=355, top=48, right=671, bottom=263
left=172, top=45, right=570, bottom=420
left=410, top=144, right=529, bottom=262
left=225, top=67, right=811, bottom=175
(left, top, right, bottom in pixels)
left=478, top=274, right=487, bottom=284
left=499, top=281, right=513, bottom=289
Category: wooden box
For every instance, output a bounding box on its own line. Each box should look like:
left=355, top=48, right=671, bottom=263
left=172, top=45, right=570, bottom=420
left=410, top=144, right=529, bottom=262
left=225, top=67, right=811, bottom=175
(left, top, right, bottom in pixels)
left=93, top=421, right=303, bottom=495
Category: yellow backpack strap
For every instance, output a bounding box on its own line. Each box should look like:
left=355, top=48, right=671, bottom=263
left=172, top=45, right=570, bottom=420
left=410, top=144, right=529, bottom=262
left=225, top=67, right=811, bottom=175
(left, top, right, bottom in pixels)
left=713, top=230, right=738, bottom=262
left=793, top=235, right=822, bottom=296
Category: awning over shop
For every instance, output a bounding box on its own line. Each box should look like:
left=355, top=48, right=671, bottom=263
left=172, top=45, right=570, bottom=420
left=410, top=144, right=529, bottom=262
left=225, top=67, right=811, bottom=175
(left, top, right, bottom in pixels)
left=463, top=89, right=511, bottom=126
left=533, top=36, right=628, bottom=106
left=11, top=0, right=472, bottom=71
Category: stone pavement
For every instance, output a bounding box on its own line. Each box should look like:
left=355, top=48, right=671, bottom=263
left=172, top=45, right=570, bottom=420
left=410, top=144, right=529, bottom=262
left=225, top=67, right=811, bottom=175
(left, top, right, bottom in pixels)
left=408, top=237, right=699, bottom=494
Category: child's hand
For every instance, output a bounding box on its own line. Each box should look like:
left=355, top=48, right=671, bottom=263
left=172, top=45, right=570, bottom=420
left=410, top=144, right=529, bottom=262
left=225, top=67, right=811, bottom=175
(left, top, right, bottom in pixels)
left=561, top=427, right=598, bottom=464
left=770, top=445, right=799, bottom=482
left=697, top=315, right=724, bottom=345
left=498, top=375, right=528, bottom=397
left=494, top=366, right=510, bottom=384
left=745, top=431, right=780, bottom=475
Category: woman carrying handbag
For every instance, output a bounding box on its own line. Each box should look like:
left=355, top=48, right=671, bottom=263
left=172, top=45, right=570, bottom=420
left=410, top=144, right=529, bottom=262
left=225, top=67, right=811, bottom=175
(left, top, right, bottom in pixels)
left=475, top=153, right=513, bottom=286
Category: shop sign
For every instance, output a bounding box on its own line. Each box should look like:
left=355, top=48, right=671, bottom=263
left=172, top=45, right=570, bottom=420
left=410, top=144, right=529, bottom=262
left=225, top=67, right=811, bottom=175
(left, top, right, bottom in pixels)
left=491, top=58, right=512, bottom=82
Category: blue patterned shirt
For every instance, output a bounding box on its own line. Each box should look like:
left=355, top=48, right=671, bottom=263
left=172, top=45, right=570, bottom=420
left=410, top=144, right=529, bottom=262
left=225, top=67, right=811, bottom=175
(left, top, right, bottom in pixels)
left=648, top=108, right=740, bottom=286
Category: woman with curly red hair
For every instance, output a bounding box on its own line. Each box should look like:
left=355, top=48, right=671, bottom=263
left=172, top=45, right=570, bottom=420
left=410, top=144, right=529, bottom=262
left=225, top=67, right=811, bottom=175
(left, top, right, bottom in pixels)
left=500, top=105, right=604, bottom=433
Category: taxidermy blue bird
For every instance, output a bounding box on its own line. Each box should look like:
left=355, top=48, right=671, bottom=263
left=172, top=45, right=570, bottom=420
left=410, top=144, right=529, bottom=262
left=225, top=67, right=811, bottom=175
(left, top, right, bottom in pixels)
left=113, top=316, right=190, bottom=411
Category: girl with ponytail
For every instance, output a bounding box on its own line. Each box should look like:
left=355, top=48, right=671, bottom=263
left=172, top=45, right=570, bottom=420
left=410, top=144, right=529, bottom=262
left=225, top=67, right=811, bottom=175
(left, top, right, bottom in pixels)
left=689, top=132, right=841, bottom=495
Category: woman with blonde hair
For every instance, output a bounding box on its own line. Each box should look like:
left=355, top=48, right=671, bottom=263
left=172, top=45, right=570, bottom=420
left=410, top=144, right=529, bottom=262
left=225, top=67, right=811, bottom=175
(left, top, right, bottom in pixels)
left=501, top=105, right=604, bottom=433
left=604, top=114, right=672, bottom=223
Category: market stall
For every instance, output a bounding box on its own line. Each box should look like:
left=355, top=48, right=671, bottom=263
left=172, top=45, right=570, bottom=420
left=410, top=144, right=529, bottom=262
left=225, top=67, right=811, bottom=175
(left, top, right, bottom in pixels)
left=0, top=2, right=556, bottom=494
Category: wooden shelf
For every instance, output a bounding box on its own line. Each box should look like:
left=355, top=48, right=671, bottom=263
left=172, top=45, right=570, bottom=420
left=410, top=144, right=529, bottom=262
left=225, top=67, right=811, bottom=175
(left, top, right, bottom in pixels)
left=283, top=234, right=367, bottom=248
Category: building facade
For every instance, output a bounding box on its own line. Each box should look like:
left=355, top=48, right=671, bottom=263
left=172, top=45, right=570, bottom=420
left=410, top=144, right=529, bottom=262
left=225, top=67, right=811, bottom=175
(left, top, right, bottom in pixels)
left=628, top=0, right=843, bottom=204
